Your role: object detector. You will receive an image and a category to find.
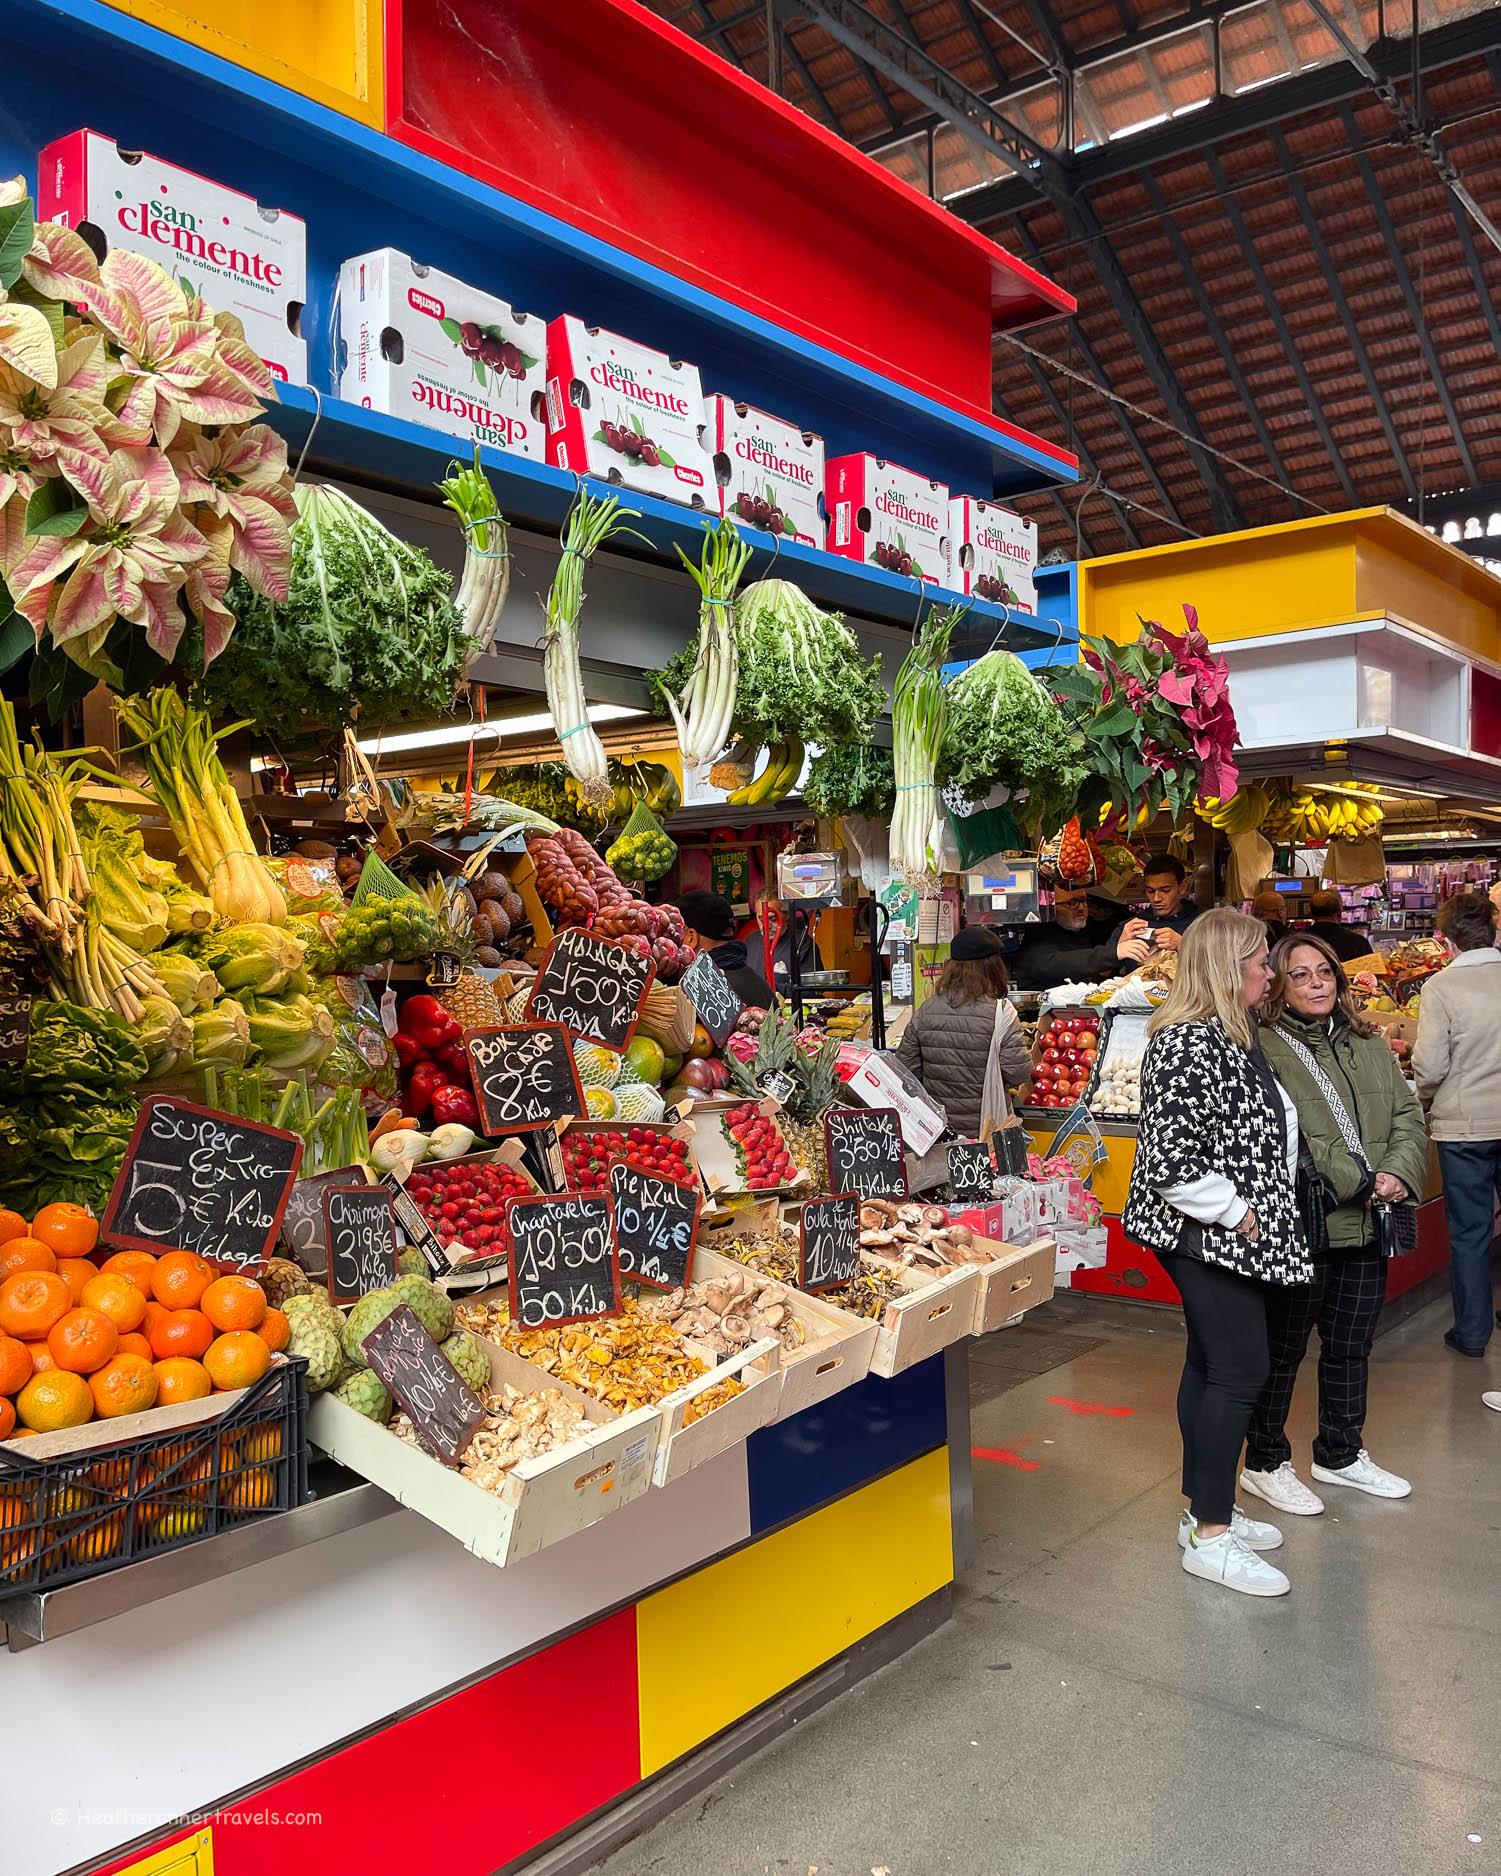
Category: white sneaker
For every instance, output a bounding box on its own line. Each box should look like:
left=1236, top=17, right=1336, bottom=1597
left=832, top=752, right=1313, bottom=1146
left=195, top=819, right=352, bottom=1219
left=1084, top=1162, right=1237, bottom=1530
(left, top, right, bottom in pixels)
left=1178, top=1507, right=1284, bottom=1553
left=1483, top=1393, right=1501, bottom=1413
left=1180, top=1528, right=1290, bottom=1597
left=1239, top=1461, right=1325, bottom=1517
left=1310, top=1450, right=1411, bottom=1499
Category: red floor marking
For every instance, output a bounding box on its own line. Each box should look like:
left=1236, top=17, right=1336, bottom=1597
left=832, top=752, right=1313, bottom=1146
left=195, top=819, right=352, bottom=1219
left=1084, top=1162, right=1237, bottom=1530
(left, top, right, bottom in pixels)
left=1048, top=1396, right=1134, bottom=1417
left=972, top=1446, right=1041, bottom=1471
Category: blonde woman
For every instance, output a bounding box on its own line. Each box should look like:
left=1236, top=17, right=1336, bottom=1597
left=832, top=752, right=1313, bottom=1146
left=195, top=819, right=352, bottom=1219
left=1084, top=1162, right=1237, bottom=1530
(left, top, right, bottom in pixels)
left=1124, top=908, right=1310, bottom=1598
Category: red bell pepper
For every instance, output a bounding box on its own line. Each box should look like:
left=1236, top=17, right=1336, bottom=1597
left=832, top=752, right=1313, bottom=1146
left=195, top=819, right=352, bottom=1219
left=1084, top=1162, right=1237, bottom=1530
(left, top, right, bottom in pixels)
left=430, top=1084, right=480, bottom=1130
left=392, top=1030, right=424, bottom=1066
left=405, top=1058, right=456, bottom=1118
left=398, top=994, right=463, bottom=1052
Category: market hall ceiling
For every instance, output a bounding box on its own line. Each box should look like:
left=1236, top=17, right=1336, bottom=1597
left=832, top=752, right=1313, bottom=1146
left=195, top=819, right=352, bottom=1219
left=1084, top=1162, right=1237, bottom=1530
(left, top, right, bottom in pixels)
left=648, top=0, right=1501, bottom=560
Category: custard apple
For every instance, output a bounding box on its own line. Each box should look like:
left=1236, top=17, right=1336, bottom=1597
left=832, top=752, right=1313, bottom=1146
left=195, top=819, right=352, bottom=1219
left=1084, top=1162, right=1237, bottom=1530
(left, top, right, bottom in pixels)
left=286, top=1315, right=346, bottom=1393
left=341, top=1286, right=400, bottom=1366
left=396, top=1247, right=429, bottom=1279
left=333, top=1368, right=394, bottom=1424
left=389, top=1274, right=453, bottom=1344
left=259, top=1255, right=316, bottom=1309
left=440, top=1331, right=490, bottom=1394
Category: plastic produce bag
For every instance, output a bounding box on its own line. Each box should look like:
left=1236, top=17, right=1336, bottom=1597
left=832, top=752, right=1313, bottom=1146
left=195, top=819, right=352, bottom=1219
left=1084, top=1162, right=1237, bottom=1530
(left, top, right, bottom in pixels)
left=606, top=798, right=677, bottom=882
left=310, top=975, right=399, bottom=1106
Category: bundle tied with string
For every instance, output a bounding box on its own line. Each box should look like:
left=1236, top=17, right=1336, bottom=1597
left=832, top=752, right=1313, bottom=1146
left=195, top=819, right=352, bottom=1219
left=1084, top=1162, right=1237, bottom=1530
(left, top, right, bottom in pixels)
left=606, top=797, right=677, bottom=883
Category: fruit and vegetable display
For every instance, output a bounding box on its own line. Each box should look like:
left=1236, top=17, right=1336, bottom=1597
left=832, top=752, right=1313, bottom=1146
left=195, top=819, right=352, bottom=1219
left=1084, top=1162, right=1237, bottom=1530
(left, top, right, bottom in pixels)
left=389, top=1383, right=589, bottom=1492
left=715, top=1224, right=910, bottom=1322
left=404, top=1156, right=536, bottom=1258
left=561, top=1127, right=695, bottom=1195
left=1025, top=1012, right=1100, bottom=1110
left=1089, top=1041, right=1144, bottom=1119
left=720, top=1102, right=801, bottom=1190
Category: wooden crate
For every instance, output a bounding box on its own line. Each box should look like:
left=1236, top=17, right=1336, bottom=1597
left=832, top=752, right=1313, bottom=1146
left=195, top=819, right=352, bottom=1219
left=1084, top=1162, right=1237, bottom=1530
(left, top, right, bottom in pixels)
left=968, top=1237, right=1056, bottom=1336
left=858, top=1258, right=983, bottom=1379
left=651, top=1335, right=781, bottom=1486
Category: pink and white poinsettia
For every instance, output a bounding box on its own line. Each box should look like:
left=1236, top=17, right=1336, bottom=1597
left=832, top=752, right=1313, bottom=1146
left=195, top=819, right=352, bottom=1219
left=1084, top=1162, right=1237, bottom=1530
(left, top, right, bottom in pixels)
left=0, top=331, right=112, bottom=484
left=8, top=446, right=210, bottom=661
left=168, top=421, right=294, bottom=600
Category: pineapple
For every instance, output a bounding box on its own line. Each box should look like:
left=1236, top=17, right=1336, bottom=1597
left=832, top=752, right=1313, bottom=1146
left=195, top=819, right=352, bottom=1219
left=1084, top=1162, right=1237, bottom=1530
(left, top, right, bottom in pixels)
left=726, top=1010, right=837, bottom=1190
left=439, top=970, right=507, bottom=1029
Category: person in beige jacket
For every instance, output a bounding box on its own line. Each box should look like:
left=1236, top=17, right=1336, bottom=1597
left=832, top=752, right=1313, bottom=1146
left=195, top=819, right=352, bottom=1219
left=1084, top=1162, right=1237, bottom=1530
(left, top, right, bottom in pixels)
left=1412, top=892, right=1501, bottom=1356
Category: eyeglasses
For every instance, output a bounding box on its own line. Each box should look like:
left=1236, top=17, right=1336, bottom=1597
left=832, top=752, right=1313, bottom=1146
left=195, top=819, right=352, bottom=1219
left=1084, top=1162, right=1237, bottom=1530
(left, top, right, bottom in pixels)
left=1286, top=966, right=1336, bottom=985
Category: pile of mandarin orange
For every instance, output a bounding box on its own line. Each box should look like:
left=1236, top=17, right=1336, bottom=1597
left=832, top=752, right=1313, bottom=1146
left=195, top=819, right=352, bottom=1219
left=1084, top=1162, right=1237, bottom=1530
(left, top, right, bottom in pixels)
left=0, top=1204, right=287, bottom=1440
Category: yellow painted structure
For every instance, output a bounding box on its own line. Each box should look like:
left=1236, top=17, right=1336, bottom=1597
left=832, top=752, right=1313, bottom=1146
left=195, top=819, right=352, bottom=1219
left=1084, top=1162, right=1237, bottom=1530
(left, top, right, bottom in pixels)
left=103, top=0, right=385, bottom=126
left=634, top=1448, right=953, bottom=1773
left=110, top=1831, right=214, bottom=1876
left=1081, top=507, right=1501, bottom=665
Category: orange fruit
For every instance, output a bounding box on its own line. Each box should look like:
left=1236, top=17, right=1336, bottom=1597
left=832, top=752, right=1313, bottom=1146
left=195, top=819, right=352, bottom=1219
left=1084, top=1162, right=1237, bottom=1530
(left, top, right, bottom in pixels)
left=22, top=1341, right=53, bottom=1376
left=256, top=1307, right=290, bottom=1354
left=149, top=1308, right=214, bottom=1361
left=226, top=1468, right=275, bottom=1509
left=16, top=1369, right=92, bottom=1432
left=99, top=1250, right=158, bottom=1293
left=203, top=1331, right=270, bottom=1392
left=88, top=1353, right=158, bottom=1419
left=150, top=1250, right=216, bottom=1310
left=56, top=1257, right=100, bottom=1304
left=117, top=1331, right=154, bottom=1362
left=46, top=1307, right=118, bottom=1376
left=0, top=1271, right=71, bottom=1340
left=140, top=1298, right=170, bottom=1339
left=0, top=1238, right=57, bottom=1281
left=68, top=1512, right=125, bottom=1564
left=200, top=1276, right=266, bottom=1333
left=81, top=1272, right=148, bottom=1334
left=30, top=1202, right=99, bottom=1259
left=0, top=1209, right=29, bottom=1247
left=221, top=1424, right=282, bottom=1468
left=0, top=1398, right=13, bottom=1440
left=153, top=1357, right=211, bottom=1405
left=0, top=1334, right=31, bottom=1397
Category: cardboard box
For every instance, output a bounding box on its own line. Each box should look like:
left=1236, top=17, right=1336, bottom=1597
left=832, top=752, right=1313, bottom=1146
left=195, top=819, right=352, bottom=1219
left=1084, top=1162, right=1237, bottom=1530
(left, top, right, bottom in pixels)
left=705, top=395, right=824, bottom=546
left=824, top=454, right=949, bottom=583
left=336, top=247, right=546, bottom=459
left=950, top=498, right=1038, bottom=610
left=545, top=315, right=715, bottom=508
left=308, top=1337, right=658, bottom=1568
left=37, top=129, right=306, bottom=384
left=844, top=1052, right=947, bottom=1156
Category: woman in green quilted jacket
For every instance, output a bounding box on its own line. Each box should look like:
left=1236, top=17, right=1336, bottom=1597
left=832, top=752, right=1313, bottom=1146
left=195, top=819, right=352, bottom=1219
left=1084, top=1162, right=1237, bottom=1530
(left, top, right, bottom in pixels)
left=1241, top=932, right=1429, bottom=1517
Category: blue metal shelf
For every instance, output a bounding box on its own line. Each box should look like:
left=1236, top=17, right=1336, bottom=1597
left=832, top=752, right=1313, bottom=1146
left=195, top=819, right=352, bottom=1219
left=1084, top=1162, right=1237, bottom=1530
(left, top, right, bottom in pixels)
left=0, top=0, right=1077, bottom=505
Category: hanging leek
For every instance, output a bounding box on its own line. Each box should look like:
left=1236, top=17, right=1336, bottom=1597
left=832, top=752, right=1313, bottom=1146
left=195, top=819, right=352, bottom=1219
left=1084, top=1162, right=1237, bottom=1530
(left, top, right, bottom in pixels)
left=667, top=516, right=754, bottom=777
left=543, top=491, right=645, bottom=805
left=889, top=605, right=961, bottom=889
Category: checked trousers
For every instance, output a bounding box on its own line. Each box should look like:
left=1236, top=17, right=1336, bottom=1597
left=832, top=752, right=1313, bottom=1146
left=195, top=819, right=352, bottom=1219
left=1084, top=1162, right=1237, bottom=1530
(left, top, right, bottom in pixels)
left=1245, top=1247, right=1387, bottom=1473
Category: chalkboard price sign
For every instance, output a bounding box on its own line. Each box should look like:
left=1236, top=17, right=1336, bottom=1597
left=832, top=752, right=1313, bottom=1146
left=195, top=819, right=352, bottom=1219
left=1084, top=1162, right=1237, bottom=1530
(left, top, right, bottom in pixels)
left=679, top=950, right=744, bottom=1046
left=0, top=991, right=31, bottom=1064
left=380, top=1171, right=448, bottom=1277
left=799, top=1192, right=862, bottom=1294
left=947, top=1139, right=997, bottom=1204
left=102, top=1097, right=302, bottom=1273
left=281, top=1165, right=366, bottom=1277
left=360, top=1304, right=487, bottom=1466
left=527, top=928, right=654, bottom=1052
left=823, top=1106, right=908, bottom=1201
left=465, top=1023, right=587, bottom=1135
left=324, top=1185, right=399, bottom=1304
left=506, top=1192, right=621, bottom=1329
left=609, top=1162, right=701, bottom=1291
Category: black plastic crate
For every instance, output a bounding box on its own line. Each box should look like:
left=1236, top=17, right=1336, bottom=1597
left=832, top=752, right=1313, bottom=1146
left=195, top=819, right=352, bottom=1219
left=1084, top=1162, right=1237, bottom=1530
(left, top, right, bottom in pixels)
left=0, top=1356, right=310, bottom=1593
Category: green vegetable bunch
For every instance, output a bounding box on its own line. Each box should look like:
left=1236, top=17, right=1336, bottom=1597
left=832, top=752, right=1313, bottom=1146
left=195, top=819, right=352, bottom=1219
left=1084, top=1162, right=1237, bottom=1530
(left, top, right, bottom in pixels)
left=937, top=649, right=1087, bottom=839
left=0, top=1003, right=149, bottom=1218
left=731, top=581, right=886, bottom=750
left=324, top=898, right=440, bottom=973
left=801, top=746, right=895, bottom=820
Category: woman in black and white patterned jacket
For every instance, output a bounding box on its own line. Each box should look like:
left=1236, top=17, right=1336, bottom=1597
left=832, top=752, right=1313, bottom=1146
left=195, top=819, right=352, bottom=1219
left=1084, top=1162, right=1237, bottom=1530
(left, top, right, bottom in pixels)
left=1124, top=907, right=1310, bottom=1599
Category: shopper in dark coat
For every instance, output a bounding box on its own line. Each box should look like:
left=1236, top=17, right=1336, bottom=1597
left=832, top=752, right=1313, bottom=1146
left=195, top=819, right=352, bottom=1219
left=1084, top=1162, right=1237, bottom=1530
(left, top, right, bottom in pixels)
left=1242, top=933, right=1427, bottom=1517
left=894, top=927, right=1032, bottom=1139
left=675, top=890, right=776, bottom=1010
left=1125, top=907, right=1308, bottom=1599
left=1307, top=890, right=1373, bottom=963
left=1010, top=886, right=1150, bottom=991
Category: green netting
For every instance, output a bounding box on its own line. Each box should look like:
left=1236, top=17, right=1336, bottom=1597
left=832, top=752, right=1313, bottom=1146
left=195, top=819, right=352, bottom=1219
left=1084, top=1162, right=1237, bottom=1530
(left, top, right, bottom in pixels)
left=606, top=799, right=677, bottom=883
left=350, top=848, right=426, bottom=908
left=945, top=799, right=1024, bottom=870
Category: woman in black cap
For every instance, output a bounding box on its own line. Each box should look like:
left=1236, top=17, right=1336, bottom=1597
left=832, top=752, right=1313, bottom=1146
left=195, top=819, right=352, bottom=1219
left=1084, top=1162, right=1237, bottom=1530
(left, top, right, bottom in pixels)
left=894, top=926, right=1032, bottom=1137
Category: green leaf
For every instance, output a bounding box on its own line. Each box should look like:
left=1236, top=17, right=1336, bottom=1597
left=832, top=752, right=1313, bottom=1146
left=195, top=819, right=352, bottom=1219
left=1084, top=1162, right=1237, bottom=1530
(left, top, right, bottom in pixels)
left=472, top=355, right=486, bottom=387
left=1091, top=699, right=1140, bottom=738
left=25, top=477, right=89, bottom=538
left=0, top=198, right=34, bottom=291
left=657, top=448, right=677, bottom=469
left=9, top=282, right=64, bottom=345
left=629, top=411, right=645, bottom=435
left=591, top=429, right=607, bottom=443
left=517, top=351, right=539, bottom=371
left=483, top=323, right=506, bottom=342
left=0, top=598, right=31, bottom=678
left=439, top=316, right=463, bottom=343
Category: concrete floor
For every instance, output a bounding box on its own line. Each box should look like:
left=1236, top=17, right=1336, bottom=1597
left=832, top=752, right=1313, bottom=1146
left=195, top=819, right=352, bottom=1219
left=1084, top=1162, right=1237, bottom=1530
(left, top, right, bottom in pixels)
left=595, top=1292, right=1501, bottom=1876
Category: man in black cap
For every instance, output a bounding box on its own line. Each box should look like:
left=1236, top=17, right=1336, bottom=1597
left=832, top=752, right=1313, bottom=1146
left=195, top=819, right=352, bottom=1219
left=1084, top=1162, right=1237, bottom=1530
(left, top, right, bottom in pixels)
left=1011, top=884, right=1151, bottom=992
left=674, top=889, right=777, bottom=1009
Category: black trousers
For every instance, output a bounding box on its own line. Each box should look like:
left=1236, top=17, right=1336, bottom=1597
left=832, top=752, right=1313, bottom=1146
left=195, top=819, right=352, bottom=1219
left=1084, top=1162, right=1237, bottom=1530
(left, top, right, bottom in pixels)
left=1245, top=1247, right=1386, bottom=1473
left=1159, top=1250, right=1270, bottom=1526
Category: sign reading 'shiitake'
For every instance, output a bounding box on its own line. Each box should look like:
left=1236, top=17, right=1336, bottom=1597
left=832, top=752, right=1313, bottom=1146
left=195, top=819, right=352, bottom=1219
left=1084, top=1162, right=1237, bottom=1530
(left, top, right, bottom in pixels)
left=0, top=992, right=31, bottom=1064
left=281, top=1165, right=367, bottom=1277
left=527, top=928, right=654, bottom=1052
left=506, top=1192, right=620, bottom=1328
left=103, top=1097, right=302, bottom=1273
left=361, top=1304, right=486, bottom=1466
left=679, top=949, right=744, bottom=1046
left=324, top=1184, right=399, bottom=1304
left=608, top=1161, right=700, bottom=1291
left=465, top=1023, right=587, bottom=1134
left=380, top=1170, right=448, bottom=1277
left=823, top=1106, right=908, bottom=1200
left=798, top=1192, right=862, bottom=1294
left=947, top=1140, right=998, bottom=1204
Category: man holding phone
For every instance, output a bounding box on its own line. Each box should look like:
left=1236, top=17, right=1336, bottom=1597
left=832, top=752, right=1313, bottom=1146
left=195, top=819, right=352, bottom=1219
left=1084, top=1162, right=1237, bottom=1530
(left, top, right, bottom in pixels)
left=1107, top=854, right=1201, bottom=956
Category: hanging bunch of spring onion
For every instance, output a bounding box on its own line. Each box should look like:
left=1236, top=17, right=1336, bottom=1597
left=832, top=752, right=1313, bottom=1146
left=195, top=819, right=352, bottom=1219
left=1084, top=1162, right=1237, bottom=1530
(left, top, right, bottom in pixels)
left=666, top=517, right=754, bottom=777
left=889, top=605, right=962, bottom=890
left=115, top=689, right=288, bottom=926
left=440, top=448, right=511, bottom=655
left=543, top=491, right=646, bottom=806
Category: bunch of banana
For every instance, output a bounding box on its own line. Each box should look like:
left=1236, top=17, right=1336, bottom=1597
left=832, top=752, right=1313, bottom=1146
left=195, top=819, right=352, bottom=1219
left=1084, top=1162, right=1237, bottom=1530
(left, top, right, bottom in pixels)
left=1194, top=782, right=1269, bottom=836
left=1257, top=787, right=1384, bottom=844
left=1323, top=789, right=1384, bottom=841
left=728, top=736, right=805, bottom=806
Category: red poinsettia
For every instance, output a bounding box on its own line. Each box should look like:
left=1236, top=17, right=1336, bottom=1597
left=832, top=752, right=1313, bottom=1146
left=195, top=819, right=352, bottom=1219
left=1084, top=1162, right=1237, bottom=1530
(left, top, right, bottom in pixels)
left=1147, top=604, right=1240, bottom=802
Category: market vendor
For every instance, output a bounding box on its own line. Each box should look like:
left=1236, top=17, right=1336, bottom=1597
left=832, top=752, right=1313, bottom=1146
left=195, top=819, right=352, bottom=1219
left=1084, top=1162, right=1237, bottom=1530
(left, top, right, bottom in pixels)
left=675, top=889, right=777, bottom=1009
left=1010, top=886, right=1151, bottom=991
left=1307, top=888, right=1373, bottom=963
left=1107, top=854, right=1201, bottom=954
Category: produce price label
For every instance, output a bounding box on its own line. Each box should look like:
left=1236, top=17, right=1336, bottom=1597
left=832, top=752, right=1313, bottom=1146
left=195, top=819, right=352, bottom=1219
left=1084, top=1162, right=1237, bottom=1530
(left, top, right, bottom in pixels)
left=0, top=991, right=31, bottom=1063
left=379, top=1171, right=448, bottom=1278
left=103, top=1097, right=302, bottom=1273
left=759, top=1068, right=797, bottom=1105
left=361, top=1303, right=486, bottom=1466
left=280, top=1164, right=367, bottom=1277
left=465, top=1023, right=587, bottom=1134
left=679, top=950, right=743, bottom=1046
left=823, top=1106, right=907, bottom=1200
left=527, top=928, right=654, bottom=1053
left=799, top=1192, right=862, bottom=1294
left=609, top=1161, right=701, bottom=1291
left=323, top=1184, right=399, bottom=1305
left=506, top=1192, right=621, bottom=1328
left=947, top=1140, right=997, bottom=1203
